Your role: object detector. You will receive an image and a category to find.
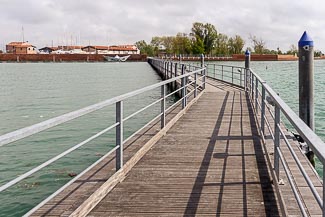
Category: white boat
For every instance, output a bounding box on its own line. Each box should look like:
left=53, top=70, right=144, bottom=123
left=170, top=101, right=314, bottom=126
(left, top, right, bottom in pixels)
left=104, top=55, right=130, bottom=62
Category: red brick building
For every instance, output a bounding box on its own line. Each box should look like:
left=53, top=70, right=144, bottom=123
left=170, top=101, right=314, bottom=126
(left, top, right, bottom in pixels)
left=6, top=42, right=37, bottom=54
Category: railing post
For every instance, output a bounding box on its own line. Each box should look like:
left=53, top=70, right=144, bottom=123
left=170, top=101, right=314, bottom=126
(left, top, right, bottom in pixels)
left=231, top=66, right=234, bottom=84
left=251, top=73, right=254, bottom=100
left=274, top=104, right=281, bottom=180
left=222, top=65, right=224, bottom=80
left=323, top=166, right=325, bottom=217
left=200, top=54, right=204, bottom=68
left=181, top=64, right=186, bottom=109
left=194, top=72, right=197, bottom=98
left=203, top=68, right=206, bottom=90
left=167, top=62, right=170, bottom=79
left=170, top=61, right=173, bottom=81
left=174, top=63, right=178, bottom=90
left=239, top=69, right=243, bottom=87
left=161, top=84, right=166, bottom=129
left=116, top=101, right=123, bottom=171
left=164, top=61, right=167, bottom=79
left=255, top=76, right=258, bottom=114
left=244, top=68, right=247, bottom=90
left=261, top=84, right=266, bottom=136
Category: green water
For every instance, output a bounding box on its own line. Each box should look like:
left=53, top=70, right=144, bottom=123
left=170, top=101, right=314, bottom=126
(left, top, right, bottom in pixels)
left=0, top=62, right=166, bottom=216
left=1, top=61, right=325, bottom=216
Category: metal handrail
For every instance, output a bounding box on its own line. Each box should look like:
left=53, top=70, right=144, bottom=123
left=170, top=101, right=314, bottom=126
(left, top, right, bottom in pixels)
left=262, top=81, right=325, bottom=162
left=0, top=67, right=203, bottom=147
left=0, top=58, right=206, bottom=210
left=248, top=68, right=325, bottom=215
left=0, top=122, right=119, bottom=192
left=203, top=61, right=325, bottom=215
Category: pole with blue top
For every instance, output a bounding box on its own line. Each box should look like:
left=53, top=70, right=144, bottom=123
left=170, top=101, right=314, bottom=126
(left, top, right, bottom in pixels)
left=298, top=31, right=314, bottom=166
left=244, top=49, right=250, bottom=91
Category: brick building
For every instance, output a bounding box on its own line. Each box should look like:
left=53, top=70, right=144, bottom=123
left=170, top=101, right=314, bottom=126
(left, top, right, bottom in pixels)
left=6, top=42, right=37, bottom=54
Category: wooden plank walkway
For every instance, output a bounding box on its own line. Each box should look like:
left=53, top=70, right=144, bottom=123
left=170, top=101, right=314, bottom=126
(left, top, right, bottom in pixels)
left=31, top=78, right=322, bottom=217
left=87, top=81, right=281, bottom=216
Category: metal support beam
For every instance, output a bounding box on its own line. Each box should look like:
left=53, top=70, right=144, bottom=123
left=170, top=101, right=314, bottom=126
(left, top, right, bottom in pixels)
left=194, top=72, right=197, bottom=98
left=116, top=101, right=123, bottom=171
left=181, top=65, right=186, bottom=109
left=274, top=104, right=281, bottom=179
left=255, top=76, right=259, bottom=114
left=203, top=68, right=206, bottom=90
left=251, top=73, right=254, bottom=100
left=222, top=65, right=224, bottom=80
left=161, top=85, right=166, bottom=129
left=232, top=66, right=234, bottom=84
left=261, top=85, right=266, bottom=136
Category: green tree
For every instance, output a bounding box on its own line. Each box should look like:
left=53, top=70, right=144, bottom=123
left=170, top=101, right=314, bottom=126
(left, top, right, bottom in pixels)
left=314, top=50, right=323, bottom=57
left=190, top=22, right=218, bottom=55
left=150, top=36, right=163, bottom=56
left=191, top=22, right=205, bottom=41
left=232, top=35, right=245, bottom=54
left=286, top=44, right=298, bottom=55
left=203, top=23, right=218, bottom=55
left=214, top=33, right=229, bottom=56
left=228, top=38, right=235, bottom=54
left=161, top=36, right=175, bottom=55
left=192, top=37, right=205, bottom=54
left=172, top=33, right=192, bottom=55
left=150, top=36, right=162, bottom=48
left=249, top=35, right=267, bottom=54
left=135, top=40, right=154, bottom=56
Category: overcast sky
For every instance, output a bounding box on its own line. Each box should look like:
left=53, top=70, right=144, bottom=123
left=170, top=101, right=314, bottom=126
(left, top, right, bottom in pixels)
left=1, top=0, right=325, bottom=52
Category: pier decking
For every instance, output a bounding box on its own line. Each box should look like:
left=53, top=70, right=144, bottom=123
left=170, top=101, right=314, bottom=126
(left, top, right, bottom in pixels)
left=87, top=81, right=280, bottom=216
left=30, top=79, right=290, bottom=217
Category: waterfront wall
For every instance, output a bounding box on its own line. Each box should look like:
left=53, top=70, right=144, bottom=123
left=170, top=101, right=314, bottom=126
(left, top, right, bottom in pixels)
left=167, top=54, right=298, bottom=61
left=232, top=54, right=298, bottom=61
left=0, top=54, right=147, bottom=62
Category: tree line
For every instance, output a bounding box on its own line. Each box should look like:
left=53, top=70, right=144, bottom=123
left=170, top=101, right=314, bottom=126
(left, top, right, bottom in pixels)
left=135, top=22, right=323, bottom=57
left=136, top=22, right=245, bottom=57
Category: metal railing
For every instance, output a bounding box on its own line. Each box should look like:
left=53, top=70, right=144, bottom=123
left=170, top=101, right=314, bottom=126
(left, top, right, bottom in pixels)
left=245, top=68, right=325, bottom=216
left=202, top=61, right=325, bottom=216
left=0, top=59, right=206, bottom=216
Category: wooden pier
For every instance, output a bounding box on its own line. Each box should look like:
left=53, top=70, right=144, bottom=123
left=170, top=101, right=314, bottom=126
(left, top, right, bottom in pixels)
left=87, top=81, right=280, bottom=216
left=29, top=76, right=322, bottom=217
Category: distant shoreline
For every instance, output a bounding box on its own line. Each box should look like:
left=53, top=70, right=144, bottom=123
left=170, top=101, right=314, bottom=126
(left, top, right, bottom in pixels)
left=1, top=54, right=324, bottom=62
left=0, top=54, right=147, bottom=62
left=172, top=54, right=298, bottom=61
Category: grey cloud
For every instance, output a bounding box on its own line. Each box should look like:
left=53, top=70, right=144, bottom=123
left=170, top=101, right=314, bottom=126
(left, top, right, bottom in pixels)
left=0, top=0, right=325, bottom=51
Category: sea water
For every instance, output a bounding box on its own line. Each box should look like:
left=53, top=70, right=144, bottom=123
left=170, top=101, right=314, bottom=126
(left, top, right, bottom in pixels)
left=0, top=62, right=165, bottom=216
